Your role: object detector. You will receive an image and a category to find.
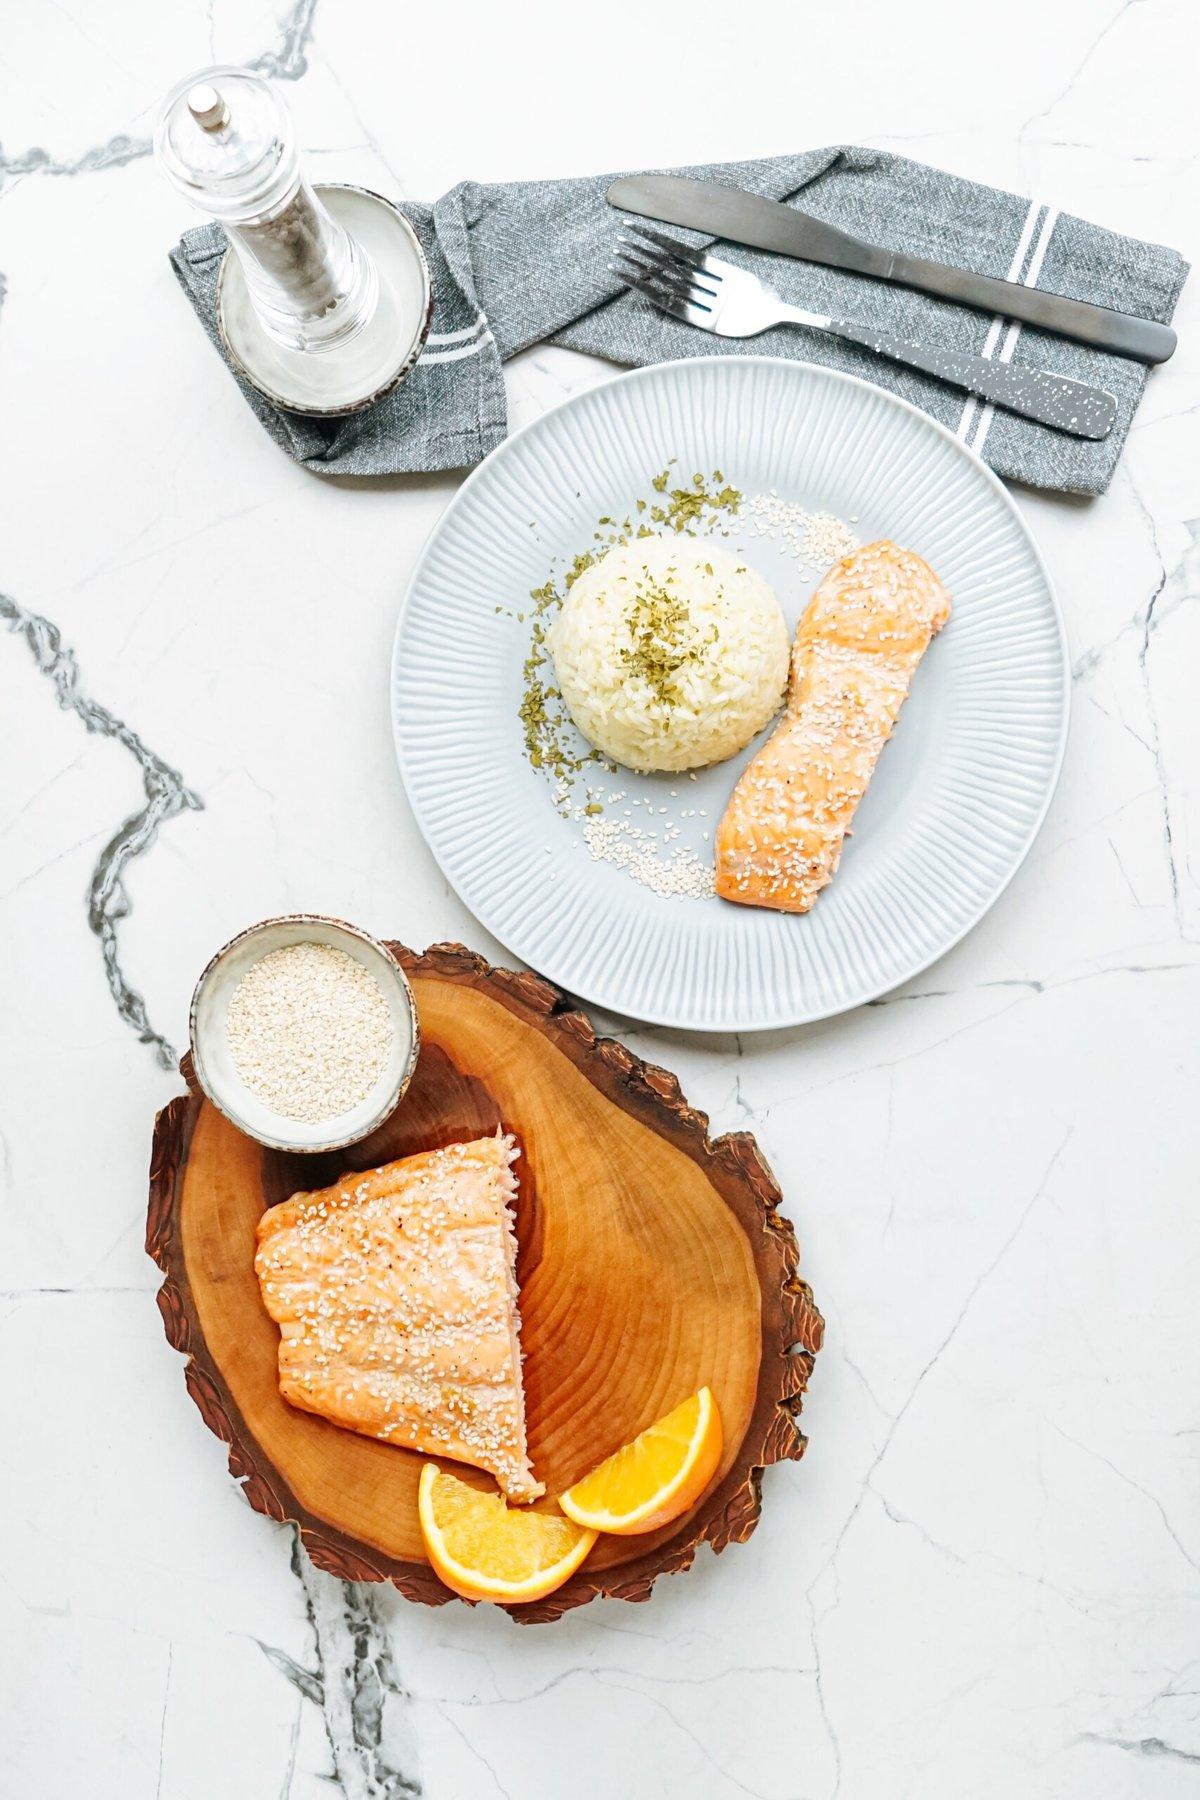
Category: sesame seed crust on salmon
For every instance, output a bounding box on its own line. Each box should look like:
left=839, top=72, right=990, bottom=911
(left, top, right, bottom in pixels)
left=715, top=541, right=952, bottom=914
left=254, top=1133, right=544, bottom=1502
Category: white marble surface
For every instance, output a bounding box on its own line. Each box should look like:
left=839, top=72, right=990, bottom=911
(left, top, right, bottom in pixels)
left=2, top=2, right=1198, bottom=1795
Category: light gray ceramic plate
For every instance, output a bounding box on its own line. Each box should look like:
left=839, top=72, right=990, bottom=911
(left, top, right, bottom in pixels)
left=392, top=357, right=1068, bottom=1032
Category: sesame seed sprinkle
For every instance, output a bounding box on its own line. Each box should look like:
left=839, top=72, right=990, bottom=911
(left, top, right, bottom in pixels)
left=742, top=492, right=860, bottom=574
left=226, top=942, right=393, bottom=1123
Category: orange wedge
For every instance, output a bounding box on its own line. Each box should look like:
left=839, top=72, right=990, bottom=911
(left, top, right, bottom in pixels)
left=559, top=1387, right=724, bottom=1536
left=418, top=1464, right=597, bottom=1604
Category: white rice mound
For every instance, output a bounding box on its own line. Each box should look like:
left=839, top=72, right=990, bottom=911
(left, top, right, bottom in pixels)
left=546, top=535, right=789, bottom=773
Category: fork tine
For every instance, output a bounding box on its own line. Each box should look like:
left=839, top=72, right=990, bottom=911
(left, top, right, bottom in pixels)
left=611, top=258, right=682, bottom=306
left=612, top=246, right=688, bottom=290
left=623, top=222, right=713, bottom=274
left=613, top=259, right=714, bottom=320
left=611, top=265, right=705, bottom=327
left=617, top=231, right=720, bottom=297
left=614, top=248, right=717, bottom=309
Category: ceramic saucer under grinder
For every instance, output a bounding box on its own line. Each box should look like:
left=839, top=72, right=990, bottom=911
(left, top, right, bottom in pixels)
left=217, top=184, right=432, bottom=416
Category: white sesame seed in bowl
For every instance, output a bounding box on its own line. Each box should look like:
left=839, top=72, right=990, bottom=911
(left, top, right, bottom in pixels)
left=189, top=915, right=419, bottom=1153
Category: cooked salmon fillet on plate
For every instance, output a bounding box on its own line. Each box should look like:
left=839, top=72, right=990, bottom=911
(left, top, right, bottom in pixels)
left=715, top=540, right=951, bottom=914
left=254, top=1133, right=543, bottom=1501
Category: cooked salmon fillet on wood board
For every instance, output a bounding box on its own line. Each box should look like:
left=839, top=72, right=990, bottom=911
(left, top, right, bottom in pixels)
left=254, top=1133, right=543, bottom=1501
left=716, top=541, right=952, bottom=914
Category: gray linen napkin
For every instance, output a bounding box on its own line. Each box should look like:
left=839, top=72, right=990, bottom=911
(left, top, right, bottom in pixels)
left=169, top=146, right=1187, bottom=497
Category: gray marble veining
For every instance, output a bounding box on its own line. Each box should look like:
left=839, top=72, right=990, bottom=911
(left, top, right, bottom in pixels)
left=1, top=593, right=202, bottom=1068
left=257, top=1537, right=423, bottom=1800
left=0, top=0, right=320, bottom=194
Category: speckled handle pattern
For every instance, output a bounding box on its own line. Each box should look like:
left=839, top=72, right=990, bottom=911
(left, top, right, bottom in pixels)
left=827, top=318, right=1117, bottom=440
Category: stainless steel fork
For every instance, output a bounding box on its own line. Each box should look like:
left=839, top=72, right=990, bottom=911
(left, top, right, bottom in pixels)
left=615, top=224, right=1116, bottom=441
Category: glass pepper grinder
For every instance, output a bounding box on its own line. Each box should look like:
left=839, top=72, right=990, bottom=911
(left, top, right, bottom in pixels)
left=155, top=66, right=431, bottom=416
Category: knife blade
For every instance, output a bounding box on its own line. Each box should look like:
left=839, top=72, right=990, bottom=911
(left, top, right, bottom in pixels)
left=607, top=175, right=1177, bottom=365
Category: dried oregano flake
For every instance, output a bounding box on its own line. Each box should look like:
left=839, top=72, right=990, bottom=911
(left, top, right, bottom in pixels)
left=510, top=467, right=742, bottom=807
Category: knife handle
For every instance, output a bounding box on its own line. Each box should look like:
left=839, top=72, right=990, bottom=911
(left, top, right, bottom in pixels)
left=819, top=316, right=1117, bottom=441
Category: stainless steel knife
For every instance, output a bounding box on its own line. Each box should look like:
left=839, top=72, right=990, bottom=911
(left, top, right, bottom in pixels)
left=607, top=174, right=1177, bottom=365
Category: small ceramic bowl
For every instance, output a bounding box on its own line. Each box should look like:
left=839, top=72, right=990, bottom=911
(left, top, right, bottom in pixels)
left=189, top=914, right=420, bottom=1153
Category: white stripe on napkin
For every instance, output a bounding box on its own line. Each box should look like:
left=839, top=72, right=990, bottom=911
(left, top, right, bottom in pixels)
left=969, top=207, right=1060, bottom=458
left=420, top=315, right=494, bottom=366
left=420, top=336, right=493, bottom=366
left=956, top=197, right=1044, bottom=446
left=426, top=317, right=490, bottom=347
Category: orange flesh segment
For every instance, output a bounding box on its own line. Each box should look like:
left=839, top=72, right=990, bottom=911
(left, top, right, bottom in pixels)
left=418, top=1464, right=596, bottom=1603
left=559, top=1387, right=723, bottom=1535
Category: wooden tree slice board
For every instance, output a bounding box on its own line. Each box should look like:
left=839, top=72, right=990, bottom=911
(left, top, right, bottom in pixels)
left=147, top=942, right=823, bottom=1622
